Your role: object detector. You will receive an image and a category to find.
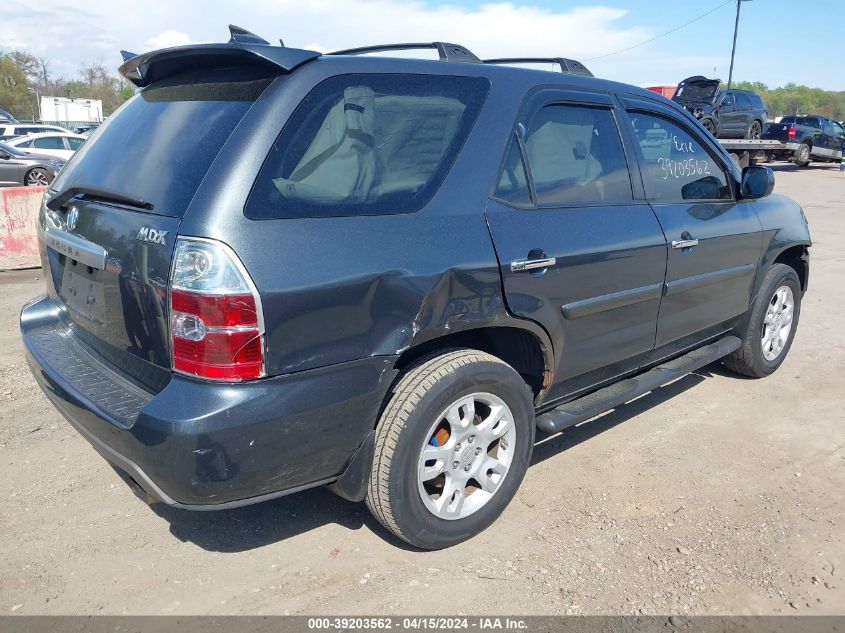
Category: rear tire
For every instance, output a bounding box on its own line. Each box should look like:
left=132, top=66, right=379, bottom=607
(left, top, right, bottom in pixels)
left=746, top=120, right=762, bottom=139
left=366, top=349, right=535, bottom=550
left=723, top=264, right=801, bottom=378
left=793, top=143, right=811, bottom=167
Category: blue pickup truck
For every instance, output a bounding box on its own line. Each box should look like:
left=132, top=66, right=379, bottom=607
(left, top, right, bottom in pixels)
left=762, top=115, right=845, bottom=166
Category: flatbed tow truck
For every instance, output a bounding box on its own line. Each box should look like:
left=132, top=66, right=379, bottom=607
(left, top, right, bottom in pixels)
left=719, top=139, right=785, bottom=168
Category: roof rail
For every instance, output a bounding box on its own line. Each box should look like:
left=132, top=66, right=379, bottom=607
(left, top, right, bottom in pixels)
left=328, top=42, right=481, bottom=64
left=484, top=57, right=593, bottom=77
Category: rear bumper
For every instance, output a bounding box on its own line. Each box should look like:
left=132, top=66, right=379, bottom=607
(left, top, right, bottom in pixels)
left=21, top=295, right=397, bottom=509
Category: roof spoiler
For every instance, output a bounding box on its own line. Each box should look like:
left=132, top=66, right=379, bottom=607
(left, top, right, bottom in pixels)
left=118, top=25, right=320, bottom=88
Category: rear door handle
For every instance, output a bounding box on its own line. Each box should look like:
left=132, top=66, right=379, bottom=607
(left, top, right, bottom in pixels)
left=671, top=238, right=699, bottom=249
left=511, top=257, right=556, bottom=272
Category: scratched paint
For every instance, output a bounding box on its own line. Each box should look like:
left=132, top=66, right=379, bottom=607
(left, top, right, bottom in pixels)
left=0, top=186, right=44, bottom=270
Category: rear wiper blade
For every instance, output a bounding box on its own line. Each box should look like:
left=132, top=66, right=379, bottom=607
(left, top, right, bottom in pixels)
left=47, top=186, right=154, bottom=212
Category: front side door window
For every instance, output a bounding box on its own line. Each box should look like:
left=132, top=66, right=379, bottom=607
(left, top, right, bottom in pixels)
left=629, top=113, right=732, bottom=202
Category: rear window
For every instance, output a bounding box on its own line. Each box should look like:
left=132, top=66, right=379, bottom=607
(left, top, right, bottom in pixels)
left=245, top=73, right=490, bottom=219
left=51, top=67, right=274, bottom=217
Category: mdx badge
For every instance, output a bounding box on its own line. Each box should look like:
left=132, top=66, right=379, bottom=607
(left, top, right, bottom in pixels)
left=137, top=227, right=168, bottom=245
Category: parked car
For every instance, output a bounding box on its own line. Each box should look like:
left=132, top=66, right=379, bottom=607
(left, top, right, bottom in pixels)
left=762, top=115, right=845, bottom=167
left=21, top=27, right=811, bottom=550
left=672, top=76, right=768, bottom=139
left=0, top=142, right=65, bottom=186
left=5, top=132, right=86, bottom=160
left=0, top=123, right=68, bottom=142
left=0, top=108, right=18, bottom=124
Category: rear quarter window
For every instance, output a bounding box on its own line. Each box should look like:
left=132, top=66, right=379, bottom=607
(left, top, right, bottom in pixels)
left=245, top=74, right=490, bottom=219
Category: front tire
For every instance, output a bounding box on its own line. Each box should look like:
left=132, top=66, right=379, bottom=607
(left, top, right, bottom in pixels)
left=723, top=264, right=802, bottom=378
left=366, top=349, right=535, bottom=550
left=701, top=118, right=717, bottom=136
left=746, top=120, right=762, bottom=139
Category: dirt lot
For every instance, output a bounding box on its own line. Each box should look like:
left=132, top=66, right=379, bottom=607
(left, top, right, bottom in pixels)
left=1, top=165, right=843, bottom=616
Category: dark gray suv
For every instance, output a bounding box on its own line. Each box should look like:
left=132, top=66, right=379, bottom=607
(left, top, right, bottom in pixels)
left=21, top=27, right=811, bottom=549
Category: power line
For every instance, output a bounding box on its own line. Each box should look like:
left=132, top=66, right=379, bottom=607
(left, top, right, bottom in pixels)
left=585, top=0, right=734, bottom=61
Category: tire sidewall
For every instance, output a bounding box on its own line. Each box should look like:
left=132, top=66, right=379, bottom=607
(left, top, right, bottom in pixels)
left=749, top=266, right=802, bottom=375
left=387, top=359, right=534, bottom=549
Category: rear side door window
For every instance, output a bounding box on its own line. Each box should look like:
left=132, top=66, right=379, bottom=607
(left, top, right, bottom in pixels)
left=494, top=136, right=531, bottom=205
left=246, top=74, right=490, bottom=219
left=67, top=137, right=85, bottom=150
left=629, top=112, right=732, bottom=202
left=519, top=104, right=633, bottom=206
left=32, top=136, right=66, bottom=150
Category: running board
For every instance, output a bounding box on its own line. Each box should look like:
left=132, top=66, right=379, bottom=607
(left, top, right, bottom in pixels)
left=535, top=336, right=741, bottom=435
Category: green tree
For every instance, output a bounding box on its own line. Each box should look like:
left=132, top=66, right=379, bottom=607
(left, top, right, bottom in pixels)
left=0, top=53, right=35, bottom=120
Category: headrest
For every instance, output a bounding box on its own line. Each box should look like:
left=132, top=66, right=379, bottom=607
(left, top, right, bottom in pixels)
left=343, top=86, right=376, bottom=138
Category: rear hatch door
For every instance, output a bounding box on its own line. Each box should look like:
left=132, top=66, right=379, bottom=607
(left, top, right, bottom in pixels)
left=673, top=76, right=720, bottom=105
left=42, top=66, right=275, bottom=391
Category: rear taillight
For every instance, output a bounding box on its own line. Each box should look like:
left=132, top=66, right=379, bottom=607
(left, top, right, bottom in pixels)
left=169, top=237, right=265, bottom=381
left=788, top=126, right=796, bottom=139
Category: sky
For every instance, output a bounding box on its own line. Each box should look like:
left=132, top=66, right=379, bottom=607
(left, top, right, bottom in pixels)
left=2, top=0, right=843, bottom=91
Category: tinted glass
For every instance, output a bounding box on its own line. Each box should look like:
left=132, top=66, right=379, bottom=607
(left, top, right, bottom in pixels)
left=15, top=139, right=33, bottom=148
left=494, top=135, right=531, bottom=205
left=67, top=137, right=85, bottom=150
left=52, top=67, right=274, bottom=217
left=831, top=121, right=845, bottom=137
left=629, top=112, right=731, bottom=202
left=720, top=93, right=734, bottom=106
left=736, top=93, right=751, bottom=108
left=32, top=136, right=65, bottom=150
left=522, top=105, right=632, bottom=206
left=246, top=74, right=490, bottom=219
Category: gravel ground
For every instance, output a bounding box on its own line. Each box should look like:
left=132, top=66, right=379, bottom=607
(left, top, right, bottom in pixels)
left=1, top=165, right=843, bottom=616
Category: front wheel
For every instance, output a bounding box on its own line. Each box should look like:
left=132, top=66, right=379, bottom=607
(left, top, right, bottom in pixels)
left=366, top=349, right=535, bottom=549
left=701, top=118, right=717, bottom=136
left=746, top=120, right=762, bottom=139
left=723, top=264, right=802, bottom=378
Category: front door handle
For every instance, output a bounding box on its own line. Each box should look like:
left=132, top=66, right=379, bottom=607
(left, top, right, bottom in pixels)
left=511, top=257, right=556, bottom=272
left=671, top=238, right=699, bottom=249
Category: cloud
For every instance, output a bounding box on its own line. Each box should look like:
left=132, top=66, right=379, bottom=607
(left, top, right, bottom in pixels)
left=145, top=30, right=193, bottom=49
left=243, top=1, right=651, bottom=61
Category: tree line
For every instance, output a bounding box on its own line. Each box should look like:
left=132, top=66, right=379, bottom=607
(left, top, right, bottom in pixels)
left=727, top=81, right=845, bottom=120
left=0, top=50, right=134, bottom=122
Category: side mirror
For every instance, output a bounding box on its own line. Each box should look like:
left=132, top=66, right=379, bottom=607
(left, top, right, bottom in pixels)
left=0, top=150, right=10, bottom=160
left=740, top=165, right=775, bottom=199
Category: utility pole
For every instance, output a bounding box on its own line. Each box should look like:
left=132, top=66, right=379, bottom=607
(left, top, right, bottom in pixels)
left=727, top=0, right=751, bottom=90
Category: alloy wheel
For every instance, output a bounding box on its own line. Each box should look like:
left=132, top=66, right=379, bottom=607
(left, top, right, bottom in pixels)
left=761, top=285, right=795, bottom=361
left=417, top=392, right=516, bottom=520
